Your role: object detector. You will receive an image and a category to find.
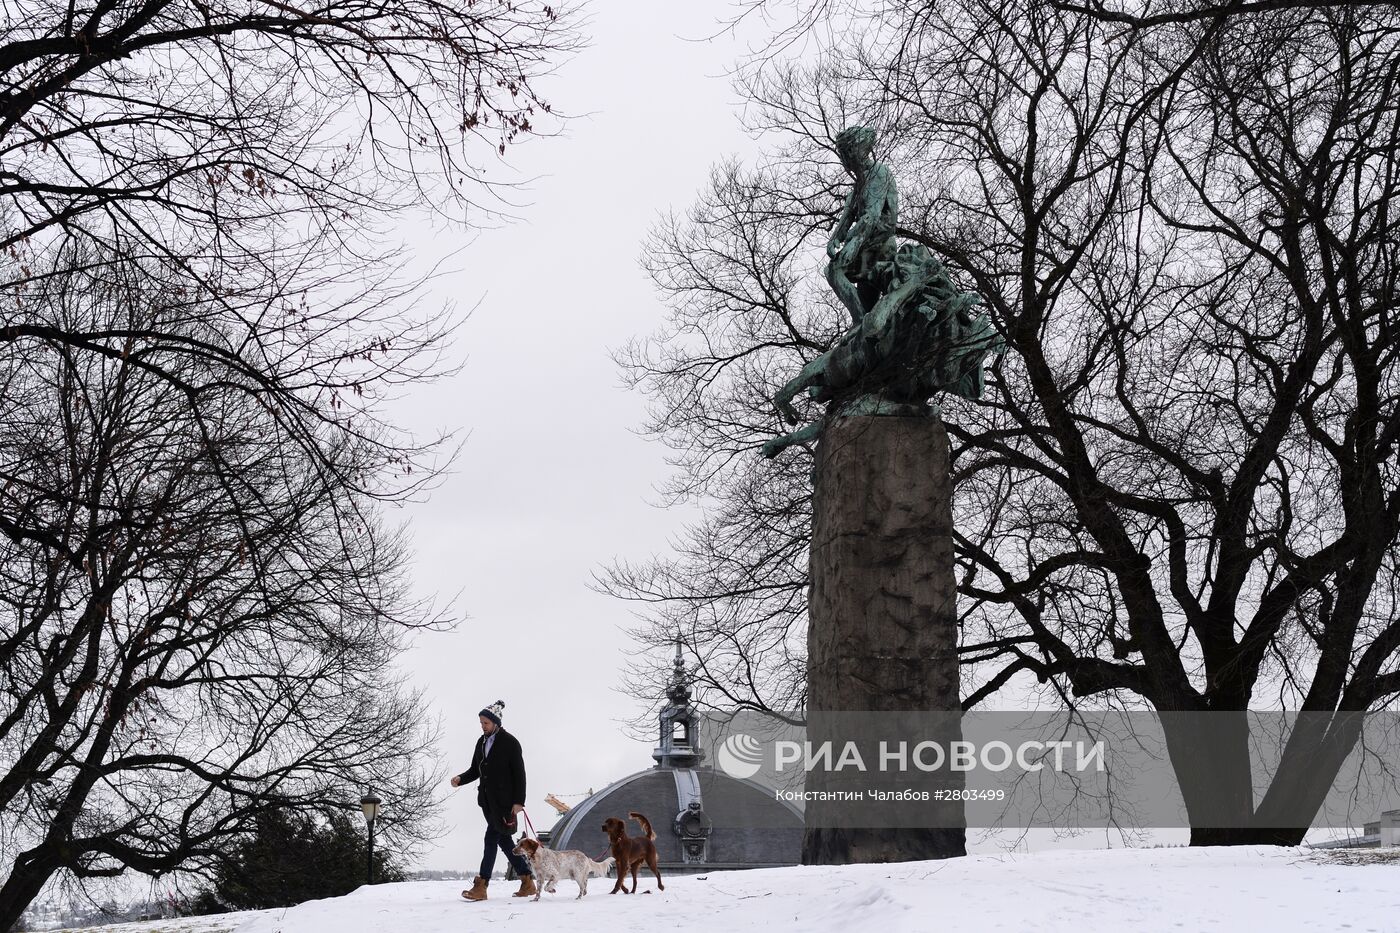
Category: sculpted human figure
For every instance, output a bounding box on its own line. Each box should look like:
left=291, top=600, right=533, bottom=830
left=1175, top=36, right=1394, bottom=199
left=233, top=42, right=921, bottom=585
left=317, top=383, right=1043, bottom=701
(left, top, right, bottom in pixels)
left=762, top=126, right=1003, bottom=459
left=825, top=126, right=898, bottom=323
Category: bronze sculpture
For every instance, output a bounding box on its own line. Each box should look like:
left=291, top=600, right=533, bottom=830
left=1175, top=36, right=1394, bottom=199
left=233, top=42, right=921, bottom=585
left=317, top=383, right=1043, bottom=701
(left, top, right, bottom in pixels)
left=762, top=126, right=1003, bottom=459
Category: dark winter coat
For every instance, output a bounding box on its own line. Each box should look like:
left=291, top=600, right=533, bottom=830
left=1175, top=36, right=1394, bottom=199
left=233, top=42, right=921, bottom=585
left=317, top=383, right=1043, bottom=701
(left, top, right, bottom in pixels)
left=456, top=728, right=526, bottom=834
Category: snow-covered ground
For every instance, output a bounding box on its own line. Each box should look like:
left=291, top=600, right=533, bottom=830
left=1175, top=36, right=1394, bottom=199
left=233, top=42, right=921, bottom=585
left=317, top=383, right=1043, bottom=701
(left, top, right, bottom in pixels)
left=50, top=847, right=1400, bottom=933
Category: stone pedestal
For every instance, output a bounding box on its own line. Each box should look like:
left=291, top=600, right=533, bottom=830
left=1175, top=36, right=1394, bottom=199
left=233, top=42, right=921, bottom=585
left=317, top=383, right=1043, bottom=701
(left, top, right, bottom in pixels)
left=801, top=415, right=966, bottom=864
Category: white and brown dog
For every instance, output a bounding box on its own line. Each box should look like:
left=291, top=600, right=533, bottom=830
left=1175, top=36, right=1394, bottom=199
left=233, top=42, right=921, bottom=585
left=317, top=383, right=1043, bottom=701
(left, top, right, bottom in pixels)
left=511, top=837, right=615, bottom=901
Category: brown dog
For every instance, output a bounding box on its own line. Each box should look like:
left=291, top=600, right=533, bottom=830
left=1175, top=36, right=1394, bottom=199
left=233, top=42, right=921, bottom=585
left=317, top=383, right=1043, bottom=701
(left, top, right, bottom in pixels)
left=601, top=812, right=665, bottom=894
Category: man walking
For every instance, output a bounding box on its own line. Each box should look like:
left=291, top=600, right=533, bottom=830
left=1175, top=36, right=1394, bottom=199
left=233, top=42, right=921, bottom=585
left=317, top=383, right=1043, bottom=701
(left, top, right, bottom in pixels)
left=450, top=700, right=535, bottom=900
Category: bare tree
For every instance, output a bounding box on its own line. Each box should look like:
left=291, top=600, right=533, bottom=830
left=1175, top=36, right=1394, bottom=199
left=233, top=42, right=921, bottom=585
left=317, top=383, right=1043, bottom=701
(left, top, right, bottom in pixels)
left=0, top=247, right=445, bottom=929
left=0, top=0, right=574, bottom=251
left=0, top=0, right=580, bottom=926
left=1055, top=0, right=1400, bottom=28
left=602, top=158, right=840, bottom=729
left=605, top=0, right=1400, bottom=845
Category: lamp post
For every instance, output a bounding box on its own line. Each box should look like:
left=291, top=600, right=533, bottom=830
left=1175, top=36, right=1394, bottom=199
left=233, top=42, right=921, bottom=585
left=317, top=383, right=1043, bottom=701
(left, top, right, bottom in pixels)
left=359, top=790, right=381, bottom=885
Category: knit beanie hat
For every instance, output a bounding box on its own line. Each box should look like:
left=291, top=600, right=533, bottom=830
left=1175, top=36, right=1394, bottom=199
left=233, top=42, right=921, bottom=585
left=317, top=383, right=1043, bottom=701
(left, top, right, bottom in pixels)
left=480, top=700, right=505, bottom=726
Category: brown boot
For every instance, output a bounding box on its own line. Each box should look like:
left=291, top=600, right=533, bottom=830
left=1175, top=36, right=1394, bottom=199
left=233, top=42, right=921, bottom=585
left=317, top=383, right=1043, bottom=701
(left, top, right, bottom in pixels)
left=512, top=874, right=538, bottom=898
left=461, top=876, right=488, bottom=901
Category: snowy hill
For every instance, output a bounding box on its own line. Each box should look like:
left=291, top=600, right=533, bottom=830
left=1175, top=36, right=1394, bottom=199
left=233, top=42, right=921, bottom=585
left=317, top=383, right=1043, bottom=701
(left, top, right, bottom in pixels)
left=50, top=847, right=1400, bottom=933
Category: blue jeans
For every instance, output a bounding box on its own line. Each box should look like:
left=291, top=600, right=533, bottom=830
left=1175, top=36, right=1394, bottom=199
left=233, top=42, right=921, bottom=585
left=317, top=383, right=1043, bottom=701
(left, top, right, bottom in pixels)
left=480, top=822, right=532, bottom=880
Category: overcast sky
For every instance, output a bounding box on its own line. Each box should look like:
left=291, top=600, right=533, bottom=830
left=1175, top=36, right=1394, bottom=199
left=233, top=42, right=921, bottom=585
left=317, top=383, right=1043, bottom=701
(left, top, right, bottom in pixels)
left=371, top=0, right=1209, bottom=872
left=379, top=0, right=764, bottom=871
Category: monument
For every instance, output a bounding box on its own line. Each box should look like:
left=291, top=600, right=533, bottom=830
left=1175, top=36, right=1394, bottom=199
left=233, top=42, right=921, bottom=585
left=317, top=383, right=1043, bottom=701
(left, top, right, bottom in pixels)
left=762, top=126, right=1002, bottom=864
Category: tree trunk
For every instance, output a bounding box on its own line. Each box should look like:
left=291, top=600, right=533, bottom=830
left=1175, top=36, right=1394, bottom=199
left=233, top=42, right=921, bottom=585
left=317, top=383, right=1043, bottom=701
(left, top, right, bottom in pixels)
left=803, top=826, right=963, bottom=864
left=1169, top=710, right=1365, bottom=846
left=802, top=415, right=965, bottom=864
left=1161, top=709, right=1256, bottom=838
left=0, top=851, right=60, bottom=933
left=1189, top=826, right=1306, bottom=846
left=1253, top=711, right=1367, bottom=839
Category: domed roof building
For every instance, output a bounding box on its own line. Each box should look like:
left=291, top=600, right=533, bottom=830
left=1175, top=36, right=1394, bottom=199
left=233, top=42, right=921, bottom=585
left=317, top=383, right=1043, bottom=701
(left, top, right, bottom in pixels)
left=546, top=645, right=804, bottom=873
